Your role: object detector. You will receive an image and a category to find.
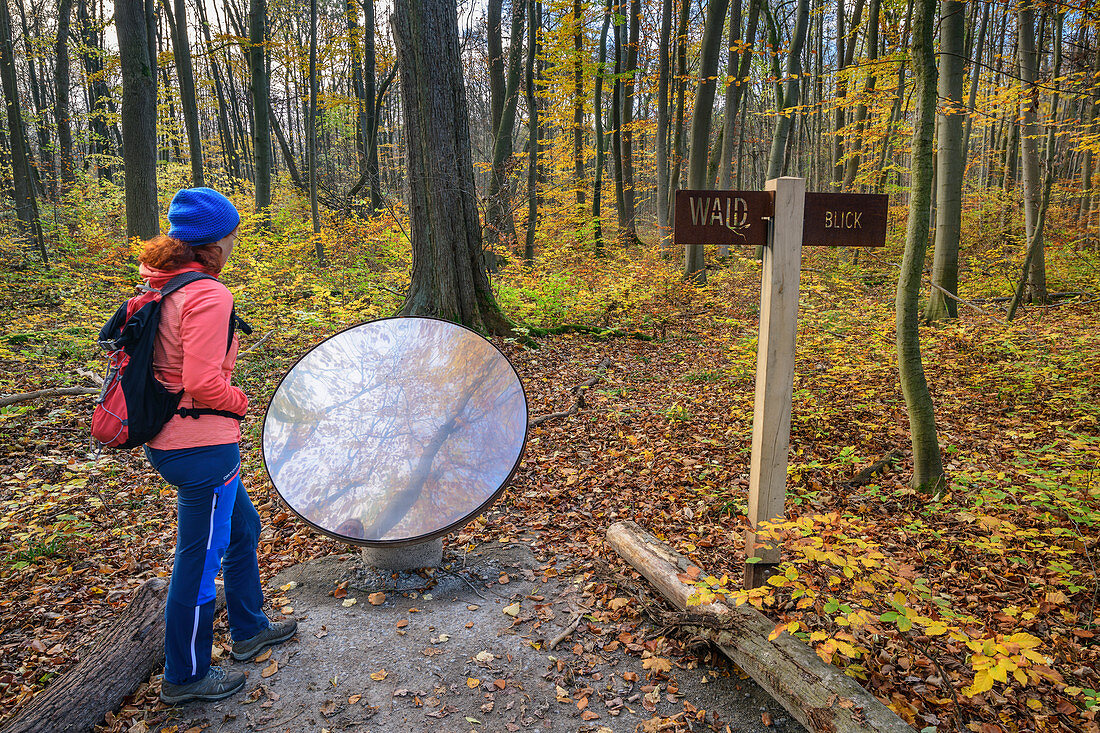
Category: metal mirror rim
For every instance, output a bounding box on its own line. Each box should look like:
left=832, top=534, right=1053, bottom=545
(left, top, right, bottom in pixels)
left=260, top=315, right=530, bottom=548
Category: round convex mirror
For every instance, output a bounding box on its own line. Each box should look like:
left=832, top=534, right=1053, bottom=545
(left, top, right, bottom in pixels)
left=262, top=317, right=528, bottom=546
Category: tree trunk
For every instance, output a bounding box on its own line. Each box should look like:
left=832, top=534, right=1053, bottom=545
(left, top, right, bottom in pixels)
left=364, top=0, right=382, bottom=209
left=484, top=0, right=525, bottom=260
left=16, top=0, right=52, bottom=197
left=841, top=0, right=880, bottom=190
left=960, top=0, right=989, bottom=161
left=77, top=0, right=116, bottom=182
left=654, top=0, right=672, bottom=245
left=0, top=579, right=170, bottom=733
left=0, top=0, right=43, bottom=259
left=161, top=0, right=202, bottom=186
left=1009, top=3, right=1057, bottom=314
left=393, top=0, right=515, bottom=335
left=717, top=0, right=743, bottom=191
left=923, top=0, right=965, bottom=322
left=593, top=5, right=610, bottom=255
left=895, top=0, right=944, bottom=495
left=54, top=0, right=75, bottom=187
left=117, top=0, right=160, bottom=241
left=1080, top=42, right=1100, bottom=222
left=764, top=0, right=809, bottom=181
left=523, top=0, right=541, bottom=263
left=618, top=0, right=640, bottom=243
left=573, top=0, right=585, bottom=210
left=667, top=0, right=689, bottom=225
left=250, top=0, right=271, bottom=224
left=195, top=0, right=240, bottom=181
left=308, top=0, right=322, bottom=260
left=610, top=1, right=625, bottom=233
left=1015, top=0, right=1046, bottom=302
left=347, top=0, right=370, bottom=189
left=682, top=0, right=732, bottom=283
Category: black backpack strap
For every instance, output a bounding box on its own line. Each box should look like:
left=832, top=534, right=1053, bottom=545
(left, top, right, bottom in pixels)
left=159, top=270, right=218, bottom=297
left=177, top=406, right=245, bottom=420
left=157, top=271, right=248, bottom=421
left=227, top=307, right=253, bottom=351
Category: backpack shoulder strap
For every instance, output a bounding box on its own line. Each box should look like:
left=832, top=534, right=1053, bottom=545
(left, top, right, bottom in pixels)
left=159, top=271, right=219, bottom=298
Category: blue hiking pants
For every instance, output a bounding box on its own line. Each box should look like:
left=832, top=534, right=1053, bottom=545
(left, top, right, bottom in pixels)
left=145, top=442, right=269, bottom=685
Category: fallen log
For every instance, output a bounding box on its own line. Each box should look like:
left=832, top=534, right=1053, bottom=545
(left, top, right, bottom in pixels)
left=1, top=578, right=225, bottom=733
left=606, top=521, right=911, bottom=733
left=0, top=386, right=98, bottom=409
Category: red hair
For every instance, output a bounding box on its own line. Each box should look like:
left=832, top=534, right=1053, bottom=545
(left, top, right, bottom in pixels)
left=138, top=235, right=222, bottom=273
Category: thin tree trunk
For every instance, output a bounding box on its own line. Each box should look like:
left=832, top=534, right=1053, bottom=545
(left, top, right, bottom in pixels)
left=960, top=0, right=988, bottom=161
left=654, top=0, right=673, bottom=246
left=923, top=0, right=965, bottom=322
left=717, top=0, right=743, bottom=191
left=593, top=4, right=610, bottom=255
left=524, top=0, right=541, bottom=263
left=619, top=0, right=640, bottom=243
left=573, top=0, right=586, bottom=210
left=841, top=0, right=879, bottom=190
left=195, top=0, right=240, bottom=181
left=895, top=0, right=944, bottom=495
left=0, top=0, right=44, bottom=258
left=668, top=0, right=689, bottom=223
left=250, top=0, right=271, bottom=224
left=683, top=0, right=732, bottom=283
left=1012, top=1, right=1052, bottom=307
left=765, top=0, right=809, bottom=181
left=16, top=0, right=52, bottom=197
left=308, top=0, right=322, bottom=260
left=77, top=0, right=115, bottom=182
left=161, top=0, right=202, bottom=186
left=484, top=0, right=526, bottom=261
left=348, top=0, right=369, bottom=185
left=610, top=0, right=625, bottom=232
left=54, top=0, right=75, bottom=187
left=1080, top=41, right=1100, bottom=221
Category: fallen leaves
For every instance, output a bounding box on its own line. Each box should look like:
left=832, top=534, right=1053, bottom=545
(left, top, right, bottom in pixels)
left=260, top=660, right=278, bottom=678
left=367, top=592, right=386, bottom=606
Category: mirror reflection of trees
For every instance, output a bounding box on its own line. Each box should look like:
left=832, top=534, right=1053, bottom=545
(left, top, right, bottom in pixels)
left=263, top=319, right=526, bottom=542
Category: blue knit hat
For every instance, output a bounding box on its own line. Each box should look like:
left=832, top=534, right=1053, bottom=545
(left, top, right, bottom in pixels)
left=167, top=187, right=241, bottom=246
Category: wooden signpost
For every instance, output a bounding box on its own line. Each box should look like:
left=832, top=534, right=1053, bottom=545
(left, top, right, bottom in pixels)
left=674, top=178, right=888, bottom=589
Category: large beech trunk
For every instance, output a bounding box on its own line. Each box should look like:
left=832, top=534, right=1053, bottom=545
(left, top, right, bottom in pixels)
left=606, top=522, right=911, bottom=733
left=393, top=0, right=514, bottom=335
left=0, top=579, right=169, bottom=733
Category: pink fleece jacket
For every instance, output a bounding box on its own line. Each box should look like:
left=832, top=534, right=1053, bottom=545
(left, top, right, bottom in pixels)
left=140, top=262, right=248, bottom=450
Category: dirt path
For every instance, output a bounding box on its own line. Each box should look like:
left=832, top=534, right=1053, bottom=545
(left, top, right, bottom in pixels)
left=157, top=542, right=802, bottom=733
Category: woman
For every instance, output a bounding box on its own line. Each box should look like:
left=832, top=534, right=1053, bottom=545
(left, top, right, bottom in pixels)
left=139, top=187, right=296, bottom=704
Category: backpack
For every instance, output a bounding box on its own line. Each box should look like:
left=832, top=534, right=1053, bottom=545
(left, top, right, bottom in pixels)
left=91, top=271, right=252, bottom=450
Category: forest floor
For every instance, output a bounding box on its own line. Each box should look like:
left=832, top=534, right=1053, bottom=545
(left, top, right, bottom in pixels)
left=1, top=203, right=1099, bottom=732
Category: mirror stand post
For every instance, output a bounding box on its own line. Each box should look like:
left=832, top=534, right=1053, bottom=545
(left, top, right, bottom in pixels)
left=360, top=538, right=444, bottom=571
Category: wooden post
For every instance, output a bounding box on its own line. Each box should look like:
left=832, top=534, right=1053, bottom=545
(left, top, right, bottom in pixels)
left=744, top=177, right=805, bottom=589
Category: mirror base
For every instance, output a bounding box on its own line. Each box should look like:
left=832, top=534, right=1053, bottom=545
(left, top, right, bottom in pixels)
left=360, top=538, right=444, bottom=570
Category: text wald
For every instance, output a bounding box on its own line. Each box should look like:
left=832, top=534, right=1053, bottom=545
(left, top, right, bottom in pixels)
left=674, top=189, right=888, bottom=248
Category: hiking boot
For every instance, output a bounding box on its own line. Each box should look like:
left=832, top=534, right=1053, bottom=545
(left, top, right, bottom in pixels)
left=231, top=619, right=298, bottom=661
left=159, top=665, right=245, bottom=704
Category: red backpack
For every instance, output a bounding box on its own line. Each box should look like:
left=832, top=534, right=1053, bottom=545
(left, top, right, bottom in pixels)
left=91, top=272, right=250, bottom=450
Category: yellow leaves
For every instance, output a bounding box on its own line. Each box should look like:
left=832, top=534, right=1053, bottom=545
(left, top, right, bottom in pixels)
left=370, top=669, right=388, bottom=681
left=964, top=632, right=1048, bottom=697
